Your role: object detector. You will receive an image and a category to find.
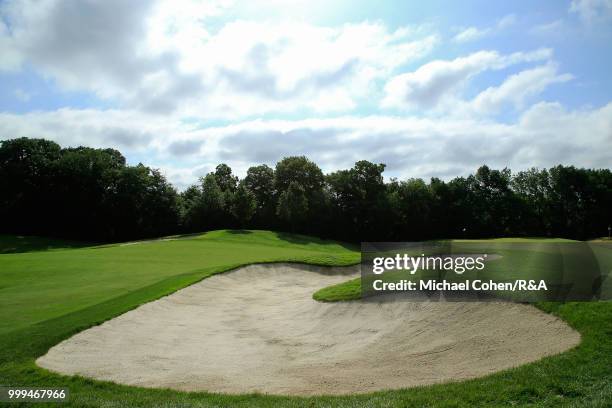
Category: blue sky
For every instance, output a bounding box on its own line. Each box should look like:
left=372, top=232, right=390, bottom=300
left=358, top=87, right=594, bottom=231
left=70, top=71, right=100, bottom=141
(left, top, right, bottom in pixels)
left=1, top=0, right=611, bottom=188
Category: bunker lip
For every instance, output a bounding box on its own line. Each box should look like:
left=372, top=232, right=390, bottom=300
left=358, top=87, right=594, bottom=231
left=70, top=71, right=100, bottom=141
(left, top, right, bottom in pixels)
left=37, top=263, right=580, bottom=396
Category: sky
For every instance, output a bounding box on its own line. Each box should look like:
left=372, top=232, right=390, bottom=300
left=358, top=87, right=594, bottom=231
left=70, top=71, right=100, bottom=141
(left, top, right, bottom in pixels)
left=1, top=0, right=611, bottom=189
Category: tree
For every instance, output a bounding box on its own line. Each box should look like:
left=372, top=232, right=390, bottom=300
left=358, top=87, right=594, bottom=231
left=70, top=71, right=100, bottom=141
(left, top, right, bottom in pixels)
left=214, top=163, right=238, bottom=193
left=0, top=138, right=61, bottom=234
left=548, top=165, right=591, bottom=238
left=53, top=147, right=129, bottom=238
left=231, top=183, right=256, bottom=227
left=275, top=156, right=325, bottom=234
left=275, top=156, right=324, bottom=196
left=326, top=160, right=387, bottom=240
left=244, top=164, right=276, bottom=226
left=200, top=173, right=226, bottom=229
left=244, top=164, right=275, bottom=208
left=140, top=168, right=180, bottom=237
left=387, top=178, right=432, bottom=241
left=512, top=168, right=552, bottom=235
left=428, top=177, right=452, bottom=238
left=105, top=165, right=180, bottom=240
left=445, top=176, right=475, bottom=238
left=180, top=185, right=204, bottom=231
left=467, top=165, right=516, bottom=237
left=277, top=181, right=308, bottom=231
left=2, top=137, right=612, bottom=242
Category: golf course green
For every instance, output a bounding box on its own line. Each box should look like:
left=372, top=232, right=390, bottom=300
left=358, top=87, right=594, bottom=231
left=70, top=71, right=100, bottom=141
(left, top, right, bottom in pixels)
left=0, top=231, right=611, bottom=407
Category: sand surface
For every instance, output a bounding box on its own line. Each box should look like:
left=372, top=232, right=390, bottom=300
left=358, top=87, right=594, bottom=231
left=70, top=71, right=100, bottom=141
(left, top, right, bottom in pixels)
left=37, top=263, right=580, bottom=396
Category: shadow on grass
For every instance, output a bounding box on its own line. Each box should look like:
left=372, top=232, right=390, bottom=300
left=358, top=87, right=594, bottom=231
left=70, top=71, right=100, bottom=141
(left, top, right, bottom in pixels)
left=226, top=230, right=253, bottom=235
left=275, top=231, right=359, bottom=251
left=0, top=235, right=89, bottom=254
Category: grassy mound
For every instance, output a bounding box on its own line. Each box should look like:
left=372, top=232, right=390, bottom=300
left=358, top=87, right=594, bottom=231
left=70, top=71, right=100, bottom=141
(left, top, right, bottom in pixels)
left=0, top=230, right=357, bottom=335
left=313, top=277, right=361, bottom=302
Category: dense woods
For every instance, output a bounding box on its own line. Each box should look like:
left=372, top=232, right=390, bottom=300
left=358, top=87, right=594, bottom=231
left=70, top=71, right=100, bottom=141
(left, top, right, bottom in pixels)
left=1, top=137, right=611, bottom=242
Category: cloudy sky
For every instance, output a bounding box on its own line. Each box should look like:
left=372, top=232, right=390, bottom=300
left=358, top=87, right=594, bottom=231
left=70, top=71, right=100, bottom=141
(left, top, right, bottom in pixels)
left=1, top=0, right=611, bottom=189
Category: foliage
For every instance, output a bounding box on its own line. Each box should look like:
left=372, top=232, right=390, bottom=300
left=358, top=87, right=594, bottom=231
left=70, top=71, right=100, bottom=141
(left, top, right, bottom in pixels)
left=0, top=138, right=179, bottom=241
left=274, top=155, right=324, bottom=196
left=276, top=181, right=308, bottom=231
left=214, top=163, right=239, bottom=193
left=230, top=183, right=256, bottom=226
left=244, top=164, right=277, bottom=228
left=2, top=138, right=612, bottom=242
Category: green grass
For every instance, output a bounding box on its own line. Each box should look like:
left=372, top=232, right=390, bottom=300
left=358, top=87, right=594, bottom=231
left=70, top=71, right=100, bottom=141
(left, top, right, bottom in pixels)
left=0, top=234, right=88, bottom=254
left=0, top=230, right=357, bottom=335
left=0, top=232, right=611, bottom=407
left=313, top=277, right=362, bottom=302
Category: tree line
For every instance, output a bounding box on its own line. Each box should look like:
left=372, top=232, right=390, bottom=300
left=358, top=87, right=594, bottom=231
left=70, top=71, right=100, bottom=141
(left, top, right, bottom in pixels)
left=1, top=137, right=611, bottom=242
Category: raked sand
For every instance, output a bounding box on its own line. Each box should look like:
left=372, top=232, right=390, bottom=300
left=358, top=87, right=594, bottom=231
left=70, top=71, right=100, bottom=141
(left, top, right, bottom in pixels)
left=37, top=263, right=580, bottom=396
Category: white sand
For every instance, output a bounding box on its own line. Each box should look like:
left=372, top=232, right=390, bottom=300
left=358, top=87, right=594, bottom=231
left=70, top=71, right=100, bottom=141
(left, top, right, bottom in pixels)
left=37, top=263, right=580, bottom=396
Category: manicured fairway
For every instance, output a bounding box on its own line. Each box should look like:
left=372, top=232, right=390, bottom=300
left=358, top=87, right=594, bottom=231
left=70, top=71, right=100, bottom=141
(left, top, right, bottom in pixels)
left=0, top=230, right=357, bottom=335
left=0, top=231, right=610, bottom=407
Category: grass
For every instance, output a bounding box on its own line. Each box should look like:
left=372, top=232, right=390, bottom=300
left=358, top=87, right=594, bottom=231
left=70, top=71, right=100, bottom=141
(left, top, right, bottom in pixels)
left=0, top=232, right=610, bottom=407
left=0, top=230, right=357, bottom=335
left=313, top=277, right=362, bottom=302
left=0, top=234, right=88, bottom=254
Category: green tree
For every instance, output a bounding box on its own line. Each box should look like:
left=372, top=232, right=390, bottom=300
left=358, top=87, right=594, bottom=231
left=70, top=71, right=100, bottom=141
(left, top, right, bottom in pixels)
left=467, top=165, right=516, bottom=236
left=275, top=156, right=323, bottom=196
left=201, top=173, right=225, bottom=217
left=0, top=138, right=62, bottom=234
left=106, top=165, right=179, bottom=240
left=182, top=173, right=227, bottom=232
left=244, top=164, right=276, bottom=226
left=180, top=185, right=203, bottom=231
left=244, top=164, right=275, bottom=208
left=548, top=165, right=592, bottom=238
left=214, top=163, right=238, bottom=193
left=275, top=156, right=325, bottom=234
left=276, top=181, right=308, bottom=231
left=326, top=160, right=387, bottom=240
left=512, top=168, right=552, bottom=235
left=387, top=178, right=432, bottom=240
left=53, top=147, right=127, bottom=239
left=231, top=183, right=256, bottom=227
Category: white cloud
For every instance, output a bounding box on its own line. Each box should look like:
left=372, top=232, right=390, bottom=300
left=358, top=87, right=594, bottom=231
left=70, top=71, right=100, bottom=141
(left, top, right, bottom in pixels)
left=530, top=19, right=564, bottom=35
left=0, top=108, right=176, bottom=151
left=382, top=48, right=552, bottom=110
left=2, top=102, right=610, bottom=188
left=570, top=0, right=612, bottom=23
left=453, top=27, right=490, bottom=43
left=470, top=64, right=573, bottom=115
left=0, top=17, right=22, bottom=69
left=497, top=14, right=517, bottom=30
left=0, top=0, right=608, bottom=191
left=452, top=14, right=516, bottom=43
left=0, top=0, right=437, bottom=118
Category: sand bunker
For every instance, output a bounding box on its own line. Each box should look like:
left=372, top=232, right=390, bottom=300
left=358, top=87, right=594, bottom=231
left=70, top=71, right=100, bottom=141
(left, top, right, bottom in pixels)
left=37, top=263, right=580, bottom=396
